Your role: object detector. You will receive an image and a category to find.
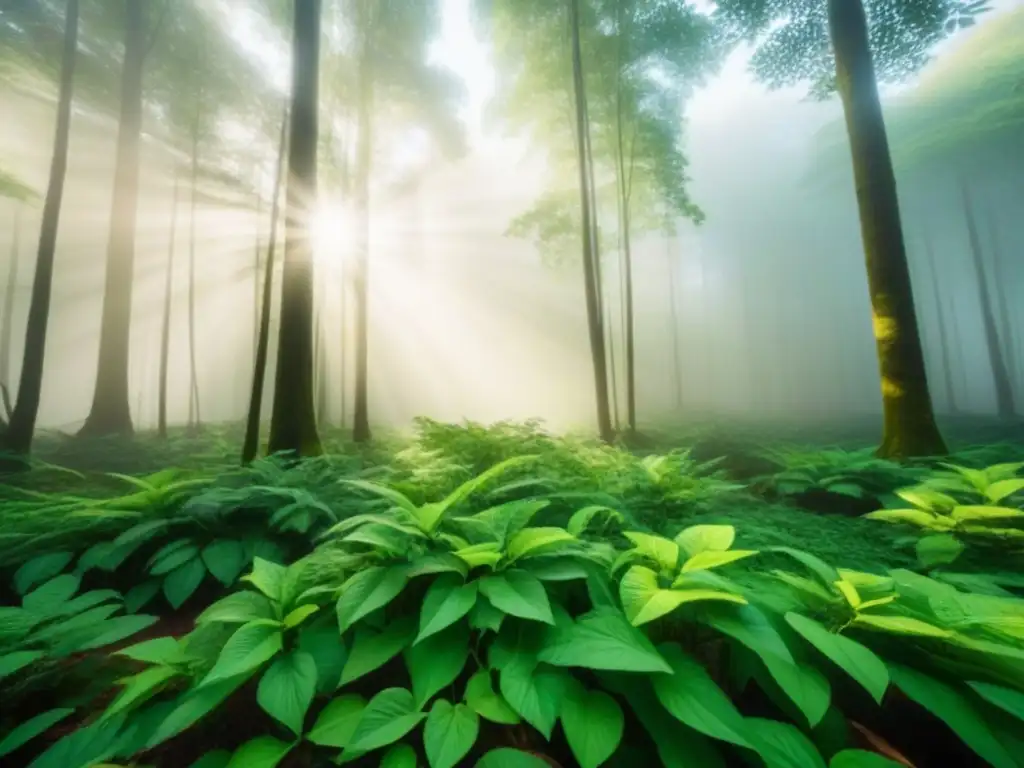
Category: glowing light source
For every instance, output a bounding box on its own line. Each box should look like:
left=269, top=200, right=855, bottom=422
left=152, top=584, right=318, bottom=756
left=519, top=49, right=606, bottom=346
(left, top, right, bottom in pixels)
left=309, top=197, right=351, bottom=276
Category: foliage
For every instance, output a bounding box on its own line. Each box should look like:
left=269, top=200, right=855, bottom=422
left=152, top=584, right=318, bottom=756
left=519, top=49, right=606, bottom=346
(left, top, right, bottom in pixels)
left=756, top=446, right=925, bottom=502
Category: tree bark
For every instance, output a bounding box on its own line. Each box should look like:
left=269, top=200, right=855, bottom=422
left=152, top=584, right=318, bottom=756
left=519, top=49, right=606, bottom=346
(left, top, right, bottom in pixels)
left=569, top=0, right=614, bottom=443
left=79, top=0, right=146, bottom=437
left=921, top=235, right=958, bottom=414
left=827, top=0, right=946, bottom=457
left=961, top=182, right=1015, bottom=417
left=157, top=176, right=179, bottom=438
left=187, top=77, right=202, bottom=432
left=666, top=231, right=683, bottom=409
left=1, top=208, right=20, bottom=412
left=351, top=10, right=373, bottom=444
left=267, top=0, right=323, bottom=457
left=242, top=108, right=288, bottom=464
left=2, top=0, right=80, bottom=456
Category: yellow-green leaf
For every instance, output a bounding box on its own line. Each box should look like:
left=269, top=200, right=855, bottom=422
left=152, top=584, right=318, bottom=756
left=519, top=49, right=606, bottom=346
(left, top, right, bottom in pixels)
left=282, top=605, right=319, bottom=629
left=622, top=532, right=679, bottom=571
left=620, top=565, right=744, bottom=627
left=853, top=614, right=952, bottom=638
left=951, top=506, right=1024, bottom=522
left=985, top=478, right=1024, bottom=503
left=833, top=580, right=862, bottom=609
left=681, top=549, right=757, bottom=573
left=865, top=509, right=944, bottom=528
left=506, top=528, right=576, bottom=561
left=453, top=543, right=503, bottom=569
left=674, top=524, right=735, bottom=557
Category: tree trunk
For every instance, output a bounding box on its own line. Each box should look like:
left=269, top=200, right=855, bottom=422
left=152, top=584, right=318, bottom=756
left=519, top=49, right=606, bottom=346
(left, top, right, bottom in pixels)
left=2, top=0, right=79, bottom=456
left=921, top=235, right=958, bottom=414
left=267, top=0, right=323, bottom=457
left=985, top=213, right=1017, bottom=396
left=666, top=232, right=683, bottom=409
left=157, top=176, right=179, bottom=438
left=242, top=108, right=288, bottom=464
left=79, top=0, right=146, bottom=438
left=351, top=18, right=373, bottom=444
left=827, top=0, right=946, bottom=458
left=1, top=208, right=20, bottom=413
left=253, top=172, right=262, bottom=364
left=961, top=182, right=1015, bottom=417
left=187, top=89, right=202, bottom=433
left=569, top=0, right=614, bottom=443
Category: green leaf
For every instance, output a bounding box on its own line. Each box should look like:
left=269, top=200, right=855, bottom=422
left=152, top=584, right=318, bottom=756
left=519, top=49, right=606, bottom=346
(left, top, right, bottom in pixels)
left=336, top=565, right=410, bottom=633
left=560, top=681, right=624, bottom=768
left=282, top=604, right=319, bottom=629
left=406, top=621, right=471, bottom=709
left=14, top=552, right=74, bottom=595
left=424, top=699, right=480, bottom=768
left=226, top=735, right=294, bottom=768
left=621, top=565, right=744, bottom=626
left=148, top=675, right=249, bottom=747
left=681, top=549, right=758, bottom=572
left=478, top=571, right=553, bottom=624
left=340, top=615, right=417, bottom=685
left=76, top=613, right=158, bottom=651
left=475, top=748, right=551, bottom=767
left=382, top=743, right=418, bottom=768
left=852, top=614, right=951, bottom=638
left=499, top=658, right=568, bottom=738
left=469, top=600, right=505, bottom=634
left=951, top=505, right=1024, bottom=522
left=785, top=613, right=889, bottom=703
left=348, top=688, right=427, bottom=753
left=257, top=651, right=317, bottom=735
left=770, top=547, right=840, bottom=584
left=115, top=637, right=184, bottom=666
left=202, top=620, right=283, bottom=685
left=567, top=505, right=622, bottom=537
left=464, top=669, right=520, bottom=724
left=243, top=558, right=288, bottom=602
left=454, top=542, right=503, bottom=569
left=968, top=681, right=1024, bottom=723
left=150, top=544, right=200, bottom=576
left=985, top=478, right=1024, bottom=503
left=197, top=591, right=276, bottom=626
left=190, top=752, right=232, bottom=768
left=297, top=622, right=347, bottom=693
left=103, top=666, right=180, bottom=720
left=524, top=558, right=590, bottom=582
left=652, top=643, right=751, bottom=748
left=202, top=540, right=248, bottom=586
left=675, top=525, right=736, bottom=557
left=889, top=664, right=1017, bottom=768
left=506, top=528, right=576, bottom=561
left=865, top=509, right=943, bottom=528
left=746, top=717, right=826, bottom=768
left=0, top=649, right=45, bottom=679
left=164, top=557, right=207, bottom=609
left=538, top=608, right=672, bottom=673
left=623, top=532, right=679, bottom=570
left=418, top=575, right=478, bottom=642
left=23, top=573, right=80, bottom=612
left=829, top=750, right=904, bottom=767
left=124, top=580, right=162, bottom=613
left=915, top=534, right=964, bottom=568
left=307, top=694, right=366, bottom=748
left=0, top=707, right=74, bottom=758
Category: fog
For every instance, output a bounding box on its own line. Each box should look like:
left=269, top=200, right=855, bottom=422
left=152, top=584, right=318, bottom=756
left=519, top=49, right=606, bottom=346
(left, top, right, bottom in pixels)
left=0, top=0, right=1021, bottom=435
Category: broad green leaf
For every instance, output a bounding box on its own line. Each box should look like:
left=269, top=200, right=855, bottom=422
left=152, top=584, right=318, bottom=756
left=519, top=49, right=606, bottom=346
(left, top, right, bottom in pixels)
left=675, top=525, right=736, bottom=557
left=985, top=478, right=1024, bottom=503
left=0, top=707, right=74, bottom=758
left=202, top=540, right=248, bottom=586
left=894, top=487, right=958, bottom=511
left=968, top=681, right=1024, bottom=723
left=103, top=666, right=180, bottom=720
left=746, top=717, right=826, bottom=768
left=453, top=542, right=503, bottom=569
left=202, top=620, right=283, bottom=685
left=282, top=604, right=319, bottom=629
left=164, top=557, right=207, bottom=609
left=115, top=637, right=184, bottom=666
left=829, top=750, right=904, bottom=767
left=297, top=622, right=347, bottom=693
left=424, top=699, right=480, bottom=768
left=785, top=613, right=888, bottom=703
left=225, top=736, right=294, bottom=768
left=567, top=505, right=623, bottom=536
left=770, top=547, right=839, bottom=585
left=524, top=558, right=590, bottom=582
left=623, top=532, right=679, bottom=570
left=681, top=549, right=758, bottom=572
left=23, top=574, right=80, bottom=612
left=464, top=669, right=520, bottom=724
left=124, top=579, right=162, bottom=613
left=347, top=688, right=427, bottom=752
left=621, top=565, right=744, bottom=626
left=418, top=575, right=478, bottom=642
left=890, top=664, right=1017, bottom=768
left=340, top=616, right=416, bottom=685
left=336, top=565, right=410, bottom=633
left=190, top=752, right=232, bottom=768
left=150, top=543, right=200, bottom=576
left=0, top=649, right=45, bottom=679
left=506, top=528, right=576, bottom=561
left=833, top=580, right=862, bottom=608
left=469, top=600, right=505, bottom=634
left=864, top=509, right=942, bottom=528
left=340, top=479, right=420, bottom=516
left=382, top=743, right=418, bottom=768
left=148, top=675, right=249, bottom=747
left=14, top=552, right=73, bottom=595
left=307, top=694, right=366, bottom=748
left=915, top=534, right=964, bottom=568
left=538, top=608, right=671, bottom=673
left=243, top=558, right=288, bottom=602
left=652, top=643, right=751, bottom=747
left=75, top=613, right=158, bottom=651
left=478, top=571, right=553, bottom=624
left=257, top=651, right=317, bottom=735
left=560, top=681, right=624, bottom=768
left=475, top=748, right=551, bottom=767
left=852, top=614, right=951, bottom=638
left=406, top=622, right=471, bottom=708
left=426, top=456, right=538, bottom=529
left=197, top=591, right=276, bottom=626
left=951, top=505, right=1024, bottom=522
left=499, top=658, right=567, bottom=739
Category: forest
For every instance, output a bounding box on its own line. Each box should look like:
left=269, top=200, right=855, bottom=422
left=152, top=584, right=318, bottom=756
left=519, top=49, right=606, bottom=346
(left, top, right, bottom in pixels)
left=0, top=0, right=1022, bottom=766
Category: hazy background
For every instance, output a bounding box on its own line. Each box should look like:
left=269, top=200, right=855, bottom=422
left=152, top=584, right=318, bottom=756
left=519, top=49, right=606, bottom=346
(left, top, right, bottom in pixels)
left=0, top=0, right=1021, bottom=434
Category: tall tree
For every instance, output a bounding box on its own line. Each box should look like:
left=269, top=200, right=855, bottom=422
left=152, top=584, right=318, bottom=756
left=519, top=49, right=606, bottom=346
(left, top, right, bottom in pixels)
left=79, top=0, right=149, bottom=437
left=714, top=0, right=988, bottom=457
left=157, top=175, right=180, bottom=438
left=1, top=0, right=79, bottom=456
left=0, top=208, right=20, bottom=408
left=921, top=235, right=958, bottom=414
left=267, top=0, right=322, bottom=457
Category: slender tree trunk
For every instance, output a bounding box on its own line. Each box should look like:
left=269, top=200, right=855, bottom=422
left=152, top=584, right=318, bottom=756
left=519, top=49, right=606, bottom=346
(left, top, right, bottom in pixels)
left=242, top=108, right=288, bottom=464
left=187, top=91, right=202, bottom=432
left=3, top=0, right=79, bottom=456
left=79, top=0, right=146, bottom=438
left=827, top=0, right=946, bottom=457
left=666, top=232, right=683, bottom=409
left=569, top=0, right=613, bottom=442
left=961, top=182, right=1015, bottom=417
left=157, top=176, right=179, bottom=438
left=267, top=0, right=323, bottom=457
left=351, top=22, right=373, bottom=444
left=921, top=235, right=958, bottom=414
left=253, top=173, right=262, bottom=362
left=985, top=213, right=1017, bottom=394
left=1, top=208, right=20, bottom=411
